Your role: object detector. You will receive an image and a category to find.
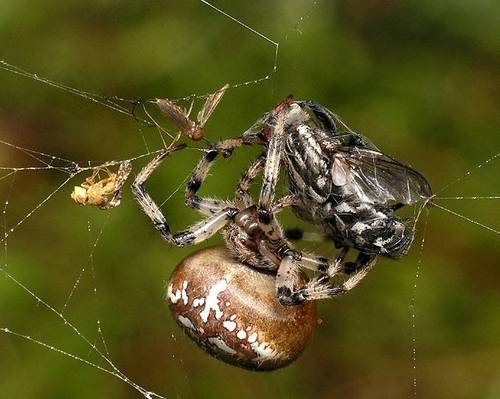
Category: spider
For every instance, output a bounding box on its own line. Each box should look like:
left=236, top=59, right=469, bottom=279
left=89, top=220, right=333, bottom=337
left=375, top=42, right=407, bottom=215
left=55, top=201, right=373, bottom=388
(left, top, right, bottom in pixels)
left=71, top=161, right=132, bottom=210
left=186, top=98, right=431, bottom=305
left=132, top=103, right=406, bottom=306
left=133, top=97, right=433, bottom=305
left=155, top=83, right=229, bottom=141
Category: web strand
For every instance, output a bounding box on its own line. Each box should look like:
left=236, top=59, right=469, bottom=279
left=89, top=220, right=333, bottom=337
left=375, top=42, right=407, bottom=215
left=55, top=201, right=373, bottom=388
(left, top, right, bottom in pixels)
left=0, top=60, right=153, bottom=126
left=0, top=267, right=165, bottom=399
left=199, top=0, right=279, bottom=88
left=61, top=216, right=110, bottom=315
left=0, top=2, right=285, bottom=396
left=0, top=142, right=170, bottom=397
left=1, top=2, right=498, bottom=397
left=433, top=196, right=500, bottom=200
left=410, top=207, right=430, bottom=397
left=435, top=152, right=500, bottom=196
left=432, top=202, right=500, bottom=236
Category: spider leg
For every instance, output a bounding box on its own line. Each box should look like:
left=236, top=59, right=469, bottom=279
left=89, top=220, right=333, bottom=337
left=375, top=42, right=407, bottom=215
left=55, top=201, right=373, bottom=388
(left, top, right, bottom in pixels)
left=184, top=111, right=269, bottom=213
left=257, top=110, right=286, bottom=241
left=234, top=155, right=298, bottom=211
left=271, top=195, right=298, bottom=213
left=185, top=136, right=259, bottom=216
left=89, top=167, right=101, bottom=181
left=132, top=146, right=238, bottom=246
left=279, top=247, right=349, bottom=276
left=276, top=250, right=377, bottom=305
left=235, top=154, right=266, bottom=207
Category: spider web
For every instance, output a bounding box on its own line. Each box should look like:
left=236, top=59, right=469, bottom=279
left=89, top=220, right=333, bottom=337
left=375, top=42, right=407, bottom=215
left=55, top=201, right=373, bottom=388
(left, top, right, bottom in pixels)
left=1, top=1, right=499, bottom=398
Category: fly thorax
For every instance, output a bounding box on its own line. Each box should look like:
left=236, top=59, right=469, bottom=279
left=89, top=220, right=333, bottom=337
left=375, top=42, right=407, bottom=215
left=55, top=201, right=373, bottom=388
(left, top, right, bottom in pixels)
left=285, top=103, right=309, bottom=126
left=284, top=124, right=332, bottom=205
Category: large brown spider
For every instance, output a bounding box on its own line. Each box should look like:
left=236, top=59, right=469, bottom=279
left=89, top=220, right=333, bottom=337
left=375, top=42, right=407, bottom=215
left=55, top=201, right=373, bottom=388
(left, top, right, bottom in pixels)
left=133, top=97, right=431, bottom=305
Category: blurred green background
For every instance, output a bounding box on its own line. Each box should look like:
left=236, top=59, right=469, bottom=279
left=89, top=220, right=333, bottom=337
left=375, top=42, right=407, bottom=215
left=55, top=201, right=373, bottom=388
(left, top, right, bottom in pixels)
left=1, top=1, right=499, bottom=398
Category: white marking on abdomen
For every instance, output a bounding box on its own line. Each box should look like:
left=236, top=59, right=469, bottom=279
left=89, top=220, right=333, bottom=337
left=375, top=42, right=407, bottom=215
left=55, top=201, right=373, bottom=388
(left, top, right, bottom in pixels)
left=200, top=279, right=227, bottom=323
left=178, top=315, right=196, bottom=330
left=208, top=337, right=236, bottom=355
left=236, top=330, right=247, bottom=340
left=181, top=280, right=189, bottom=305
left=223, top=320, right=237, bottom=332
left=250, top=341, right=280, bottom=359
left=193, top=297, right=205, bottom=308
left=247, top=332, right=258, bottom=343
left=167, top=283, right=181, bottom=304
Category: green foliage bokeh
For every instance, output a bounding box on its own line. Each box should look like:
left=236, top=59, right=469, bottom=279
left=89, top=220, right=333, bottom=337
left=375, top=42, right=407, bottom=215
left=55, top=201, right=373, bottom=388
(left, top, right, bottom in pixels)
left=1, top=1, right=499, bottom=398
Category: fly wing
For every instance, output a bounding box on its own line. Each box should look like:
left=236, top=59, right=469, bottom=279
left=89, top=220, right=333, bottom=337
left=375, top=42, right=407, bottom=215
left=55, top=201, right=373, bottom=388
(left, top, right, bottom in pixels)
left=298, top=100, right=431, bottom=204
left=156, top=98, right=193, bottom=132
left=332, top=146, right=432, bottom=205
left=299, top=100, right=382, bottom=151
left=197, top=83, right=229, bottom=127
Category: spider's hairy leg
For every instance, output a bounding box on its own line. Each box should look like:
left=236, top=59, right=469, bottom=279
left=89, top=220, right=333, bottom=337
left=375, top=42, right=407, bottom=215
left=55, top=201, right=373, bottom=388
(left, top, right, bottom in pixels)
left=257, top=110, right=286, bottom=241
left=281, top=234, right=362, bottom=274
left=235, top=154, right=266, bottom=208
left=235, top=156, right=296, bottom=211
left=274, top=256, right=304, bottom=300
left=299, top=253, right=378, bottom=302
left=168, top=208, right=239, bottom=246
left=271, top=195, right=299, bottom=214
left=277, top=252, right=377, bottom=305
left=275, top=249, right=344, bottom=302
left=278, top=247, right=347, bottom=279
left=185, top=136, right=259, bottom=216
left=132, top=145, right=238, bottom=246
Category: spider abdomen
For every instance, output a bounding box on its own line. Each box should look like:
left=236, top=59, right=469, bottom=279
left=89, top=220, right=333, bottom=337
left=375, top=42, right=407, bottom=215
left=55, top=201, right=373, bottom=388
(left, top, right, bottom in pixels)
left=167, top=246, right=318, bottom=371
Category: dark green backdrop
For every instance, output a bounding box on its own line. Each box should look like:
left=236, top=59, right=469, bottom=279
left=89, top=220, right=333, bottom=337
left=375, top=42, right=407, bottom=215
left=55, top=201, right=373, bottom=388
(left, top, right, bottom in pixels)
left=1, top=1, right=499, bottom=398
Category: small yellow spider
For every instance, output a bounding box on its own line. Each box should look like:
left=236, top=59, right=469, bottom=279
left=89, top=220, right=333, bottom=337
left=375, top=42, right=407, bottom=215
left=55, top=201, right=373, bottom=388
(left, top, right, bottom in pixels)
left=71, top=161, right=132, bottom=210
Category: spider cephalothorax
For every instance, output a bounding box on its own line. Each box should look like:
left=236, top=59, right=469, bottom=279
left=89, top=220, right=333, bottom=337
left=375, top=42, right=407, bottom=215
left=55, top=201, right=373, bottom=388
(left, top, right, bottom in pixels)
left=133, top=98, right=431, bottom=305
